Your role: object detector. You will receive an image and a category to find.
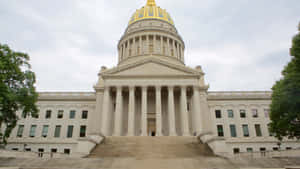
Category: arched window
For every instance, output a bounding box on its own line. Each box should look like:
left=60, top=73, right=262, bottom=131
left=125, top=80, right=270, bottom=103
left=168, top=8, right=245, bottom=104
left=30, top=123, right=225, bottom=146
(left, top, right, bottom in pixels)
left=149, top=44, right=154, bottom=54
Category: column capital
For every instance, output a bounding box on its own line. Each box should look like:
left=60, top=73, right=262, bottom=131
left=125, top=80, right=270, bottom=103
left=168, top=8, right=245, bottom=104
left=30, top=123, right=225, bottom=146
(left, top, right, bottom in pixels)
left=168, top=86, right=174, bottom=90
left=128, top=86, right=135, bottom=90
left=116, top=86, right=123, bottom=90
left=155, top=85, right=161, bottom=90
left=141, top=86, right=148, bottom=91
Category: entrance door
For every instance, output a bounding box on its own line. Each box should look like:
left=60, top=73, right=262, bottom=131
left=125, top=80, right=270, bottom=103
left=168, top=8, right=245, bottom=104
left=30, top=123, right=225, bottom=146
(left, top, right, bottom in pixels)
left=147, top=119, right=156, bottom=136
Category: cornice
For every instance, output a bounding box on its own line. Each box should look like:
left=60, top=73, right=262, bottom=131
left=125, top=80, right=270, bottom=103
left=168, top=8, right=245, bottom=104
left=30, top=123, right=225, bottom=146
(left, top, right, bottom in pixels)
left=38, top=92, right=96, bottom=101
left=207, top=91, right=272, bottom=101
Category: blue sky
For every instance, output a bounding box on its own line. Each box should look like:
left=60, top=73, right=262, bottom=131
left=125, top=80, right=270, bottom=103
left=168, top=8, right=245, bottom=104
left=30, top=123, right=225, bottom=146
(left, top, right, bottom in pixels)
left=0, top=0, right=299, bottom=91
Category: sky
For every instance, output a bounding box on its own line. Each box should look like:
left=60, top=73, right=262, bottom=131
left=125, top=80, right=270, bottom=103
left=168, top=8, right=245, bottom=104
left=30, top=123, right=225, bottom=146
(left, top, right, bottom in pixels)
left=0, top=0, right=299, bottom=92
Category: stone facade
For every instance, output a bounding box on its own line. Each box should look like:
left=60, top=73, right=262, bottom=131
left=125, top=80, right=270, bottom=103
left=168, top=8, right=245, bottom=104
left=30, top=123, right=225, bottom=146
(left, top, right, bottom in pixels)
left=3, top=0, right=300, bottom=157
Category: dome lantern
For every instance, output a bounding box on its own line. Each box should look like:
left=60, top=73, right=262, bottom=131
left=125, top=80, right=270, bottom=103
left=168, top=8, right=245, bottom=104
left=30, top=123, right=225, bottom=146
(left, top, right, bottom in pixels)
left=147, top=0, right=156, bottom=6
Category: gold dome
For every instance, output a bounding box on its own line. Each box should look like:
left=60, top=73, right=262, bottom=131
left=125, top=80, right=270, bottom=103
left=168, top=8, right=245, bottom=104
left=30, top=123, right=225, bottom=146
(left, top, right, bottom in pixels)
left=128, top=0, right=174, bottom=25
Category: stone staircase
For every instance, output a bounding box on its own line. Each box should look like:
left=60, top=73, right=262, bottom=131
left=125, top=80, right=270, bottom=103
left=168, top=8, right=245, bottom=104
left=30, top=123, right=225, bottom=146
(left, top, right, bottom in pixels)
left=0, top=136, right=300, bottom=169
left=88, top=136, right=214, bottom=159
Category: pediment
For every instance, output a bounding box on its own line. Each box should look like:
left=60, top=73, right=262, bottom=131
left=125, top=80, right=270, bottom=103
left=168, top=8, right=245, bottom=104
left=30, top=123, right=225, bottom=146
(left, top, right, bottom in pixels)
left=102, top=59, right=201, bottom=77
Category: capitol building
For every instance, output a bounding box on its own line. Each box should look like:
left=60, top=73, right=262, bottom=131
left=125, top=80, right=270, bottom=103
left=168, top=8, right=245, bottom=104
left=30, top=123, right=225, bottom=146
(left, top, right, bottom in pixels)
left=4, top=0, right=300, bottom=158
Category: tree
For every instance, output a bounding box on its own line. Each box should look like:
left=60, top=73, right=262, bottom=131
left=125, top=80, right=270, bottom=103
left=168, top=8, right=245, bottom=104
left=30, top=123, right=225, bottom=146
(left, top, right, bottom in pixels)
left=269, top=23, right=300, bottom=140
left=0, top=44, right=38, bottom=146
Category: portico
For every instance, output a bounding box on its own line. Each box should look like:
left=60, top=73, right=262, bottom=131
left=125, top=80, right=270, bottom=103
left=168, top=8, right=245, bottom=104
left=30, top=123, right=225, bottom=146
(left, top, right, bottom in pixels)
left=101, top=83, right=203, bottom=136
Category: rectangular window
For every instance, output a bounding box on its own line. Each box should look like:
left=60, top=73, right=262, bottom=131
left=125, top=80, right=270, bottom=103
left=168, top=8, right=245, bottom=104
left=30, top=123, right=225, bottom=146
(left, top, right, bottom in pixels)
left=252, top=109, right=258, bottom=118
left=80, top=125, right=86, bottom=137
left=286, top=147, right=292, bottom=150
left=217, top=125, right=224, bottom=137
left=38, top=148, right=44, bottom=152
left=215, top=110, right=222, bottom=118
left=264, top=109, right=270, bottom=118
left=42, top=125, right=49, bottom=138
left=242, top=124, right=249, bottom=137
left=57, top=110, right=64, bottom=119
left=51, top=148, right=57, bottom=153
left=240, top=109, right=246, bottom=118
left=228, top=110, right=234, bottom=118
left=82, top=111, right=88, bottom=119
left=25, top=148, right=31, bottom=152
left=260, top=147, right=266, bottom=152
left=255, top=124, right=262, bottom=137
left=54, top=125, right=61, bottom=138
left=29, top=125, right=37, bottom=137
left=17, top=125, right=24, bottom=137
left=12, top=148, right=19, bottom=151
left=45, top=110, right=51, bottom=119
left=64, top=149, right=70, bottom=154
left=67, top=125, right=73, bottom=138
left=69, top=110, right=76, bottom=119
left=21, top=112, right=27, bottom=118
left=273, top=147, right=279, bottom=151
left=247, top=148, right=253, bottom=152
left=230, top=124, right=237, bottom=137
left=233, top=148, right=240, bottom=154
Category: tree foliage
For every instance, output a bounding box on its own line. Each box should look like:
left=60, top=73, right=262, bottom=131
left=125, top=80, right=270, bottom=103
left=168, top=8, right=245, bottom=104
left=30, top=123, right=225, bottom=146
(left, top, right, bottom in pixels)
left=0, top=44, right=38, bottom=145
left=269, top=23, right=300, bottom=140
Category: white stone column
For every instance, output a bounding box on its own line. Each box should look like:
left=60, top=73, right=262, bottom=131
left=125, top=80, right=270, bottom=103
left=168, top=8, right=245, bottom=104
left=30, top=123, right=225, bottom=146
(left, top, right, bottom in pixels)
left=101, top=86, right=110, bottom=136
left=133, top=37, right=136, bottom=56
left=177, top=42, right=180, bottom=59
left=153, top=35, right=156, bottom=54
left=192, top=86, right=202, bottom=136
left=181, top=46, right=184, bottom=62
left=172, top=40, right=176, bottom=57
left=127, top=86, right=135, bottom=136
left=180, top=86, right=190, bottom=136
left=155, top=86, right=162, bottom=136
left=146, top=35, right=149, bottom=54
left=113, top=86, right=123, bottom=136
left=167, top=38, right=170, bottom=56
left=139, top=36, right=142, bottom=55
left=141, top=86, right=148, bottom=136
left=168, top=86, right=177, bottom=136
left=160, top=36, right=163, bottom=55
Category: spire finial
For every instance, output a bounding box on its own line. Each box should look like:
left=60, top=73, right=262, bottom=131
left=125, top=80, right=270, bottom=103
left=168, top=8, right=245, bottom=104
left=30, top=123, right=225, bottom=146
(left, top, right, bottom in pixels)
left=147, top=0, right=156, bottom=6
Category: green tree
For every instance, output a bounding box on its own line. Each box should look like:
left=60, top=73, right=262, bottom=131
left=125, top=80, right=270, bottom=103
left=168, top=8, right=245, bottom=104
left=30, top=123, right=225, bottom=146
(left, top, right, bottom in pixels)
left=269, top=23, right=300, bottom=140
left=0, top=44, right=38, bottom=146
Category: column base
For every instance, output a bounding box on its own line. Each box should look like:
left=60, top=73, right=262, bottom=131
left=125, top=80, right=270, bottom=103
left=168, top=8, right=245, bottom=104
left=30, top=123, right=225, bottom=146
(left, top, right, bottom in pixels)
left=127, top=133, right=135, bottom=136
left=182, top=132, right=191, bottom=136
left=169, top=132, right=177, bottom=136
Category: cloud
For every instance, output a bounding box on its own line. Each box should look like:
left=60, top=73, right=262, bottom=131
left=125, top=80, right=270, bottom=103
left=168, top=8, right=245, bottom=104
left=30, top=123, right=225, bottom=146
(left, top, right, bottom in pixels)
left=0, top=0, right=299, bottom=91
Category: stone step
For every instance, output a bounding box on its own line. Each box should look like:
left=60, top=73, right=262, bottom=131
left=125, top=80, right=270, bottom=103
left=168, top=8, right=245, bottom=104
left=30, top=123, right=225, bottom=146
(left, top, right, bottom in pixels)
left=88, top=136, right=214, bottom=158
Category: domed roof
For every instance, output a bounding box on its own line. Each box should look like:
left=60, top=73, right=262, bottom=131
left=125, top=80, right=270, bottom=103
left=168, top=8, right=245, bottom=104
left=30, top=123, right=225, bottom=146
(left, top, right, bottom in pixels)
left=128, top=0, right=174, bottom=26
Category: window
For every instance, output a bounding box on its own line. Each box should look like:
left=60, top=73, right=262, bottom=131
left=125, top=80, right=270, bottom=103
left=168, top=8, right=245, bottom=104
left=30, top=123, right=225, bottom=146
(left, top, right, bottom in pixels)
left=149, top=44, right=153, bottom=54
left=233, top=148, right=240, bottom=154
left=38, top=148, right=44, bottom=153
left=17, top=125, right=24, bottom=137
left=45, top=110, right=51, bottom=119
left=82, top=111, right=88, bottom=119
left=264, top=109, right=270, bottom=118
left=215, top=110, right=222, bottom=118
left=260, top=147, right=266, bottom=152
left=240, top=109, right=246, bottom=118
left=25, top=148, right=31, bottom=152
left=137, top=46, right=140, bottom=55
left=21, top=112, right=27, bottom=118
left=57, top=110, right=64, bottom=119
left=51, top=148, right=57, bottom=153
left=255, top=124, right=262, bottom=137
left=242, top=124, right=249, bottom=137
left=129, top=49, right=132, bottom=56
left=29, top=125, right=37, bottom=137
left=80, top=125, right=86, bottom=137
left=67, top=125, right=74, bottom=138
left=286, top=147, right=292, bottom=150
left=12, top=148, right=19, bottom=151
left=171, top=49, right=174, bottom=56
left=252, top=109, right=258, bottom=118
left=69, top=110, right=76, bottom=119
left=273, top=147, right=279, bottom=151
left=64, top=149, right=70, bottom=154
left=54, top=125, right=61, bottom=138
left=41, top=125, right=49, bottom=138
left=247, top=148, right=253, bottom=153
left=230, top=125, right=237, bottom=137
left=228, top=110, right=234, bottom=118
left=217, top=125, right=224, bottom=137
